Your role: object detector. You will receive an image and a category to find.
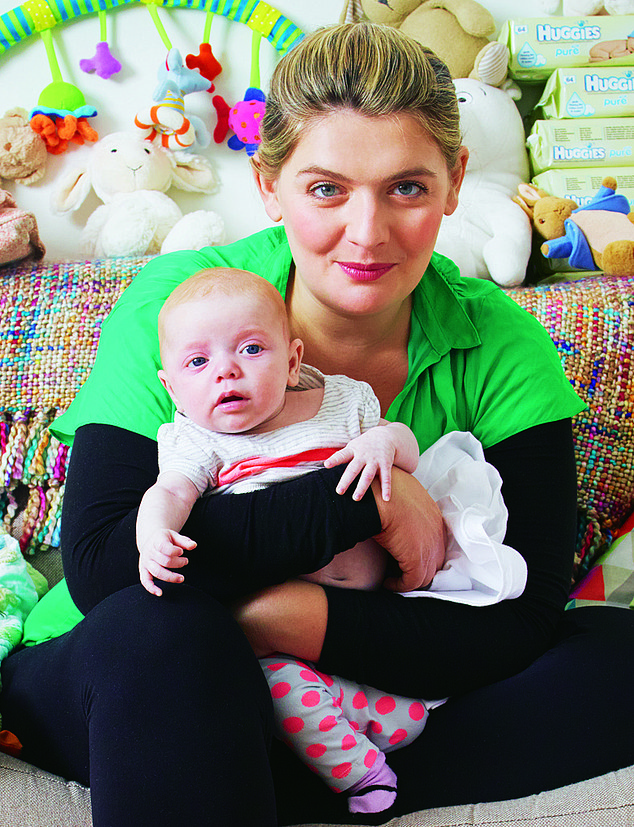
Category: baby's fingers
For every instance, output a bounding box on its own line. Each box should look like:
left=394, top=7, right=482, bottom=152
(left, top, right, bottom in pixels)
left=169, top=533, right=197, bottom=555
left=324, top=446, right=353, bottom=470
left=350, top=461, right=383, bottom=502
left=335, top=460, right=368, bottom=497
left=140, top=565, right=164, bottom=597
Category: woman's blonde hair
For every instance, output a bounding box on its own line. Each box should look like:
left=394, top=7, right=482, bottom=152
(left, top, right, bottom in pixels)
left=253, top=22, right=462, bottom=180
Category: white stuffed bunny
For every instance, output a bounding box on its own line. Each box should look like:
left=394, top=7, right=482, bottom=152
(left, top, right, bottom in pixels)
left=434, top=79, right=532, bottom=287
left=52, top=131, right=225, bottom=257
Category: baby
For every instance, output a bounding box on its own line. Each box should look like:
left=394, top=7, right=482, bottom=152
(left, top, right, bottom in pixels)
left=137, top=266, right=430, bottom=814
left=589, top=33, right=634, bottom=63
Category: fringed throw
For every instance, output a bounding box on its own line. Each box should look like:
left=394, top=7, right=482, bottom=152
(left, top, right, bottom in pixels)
left=0, top=257, right=150, bottom=554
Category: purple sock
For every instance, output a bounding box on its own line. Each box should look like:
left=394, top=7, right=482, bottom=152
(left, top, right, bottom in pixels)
left=346, top=752, right=397, bottom=814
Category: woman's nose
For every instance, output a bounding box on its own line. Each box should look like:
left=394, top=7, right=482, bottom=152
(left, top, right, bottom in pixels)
left=345, top=195, right=389, bottom=247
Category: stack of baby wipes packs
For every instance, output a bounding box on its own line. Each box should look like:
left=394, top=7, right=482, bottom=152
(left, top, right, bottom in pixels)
left=500, top=15, right=634, bottom=208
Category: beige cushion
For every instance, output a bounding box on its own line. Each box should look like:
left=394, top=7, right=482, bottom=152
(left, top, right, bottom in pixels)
left=2, top=750, right=634, bottom=827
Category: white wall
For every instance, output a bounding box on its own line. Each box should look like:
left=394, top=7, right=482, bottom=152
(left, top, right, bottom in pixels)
left=0, top=0, right=537, bottom=260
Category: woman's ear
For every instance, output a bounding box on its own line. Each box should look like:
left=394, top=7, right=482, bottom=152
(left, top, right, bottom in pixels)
left=251, top=155, right=283, bottom=223
left=286, top=338, right=304, bottom=387
left=444, top=146, right=469, bottom=217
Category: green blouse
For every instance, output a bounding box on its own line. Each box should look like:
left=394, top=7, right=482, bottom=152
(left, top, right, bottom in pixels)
left=52, top=225, right=585, bottom=452
left=26, top=226, right=586, bottom=648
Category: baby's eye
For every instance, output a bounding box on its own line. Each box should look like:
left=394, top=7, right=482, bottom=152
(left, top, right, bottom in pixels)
left=188, top=356, right=207, bottom=368
left=243, top=344, right=263, bottom=355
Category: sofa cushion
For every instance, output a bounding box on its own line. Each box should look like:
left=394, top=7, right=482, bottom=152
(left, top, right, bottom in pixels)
left=2, top=749, right=634, bottom=827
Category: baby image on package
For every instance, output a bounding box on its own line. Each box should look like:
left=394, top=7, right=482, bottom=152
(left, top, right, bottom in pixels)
left=527, top=118, right=634, bottom=175
left=538, top=67, right=634, bottom=119
left=501, top=16, right=634, bottom=82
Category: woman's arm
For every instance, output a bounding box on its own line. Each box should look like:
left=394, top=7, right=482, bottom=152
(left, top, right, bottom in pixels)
left=321, top=418, right=578, bottom=699
left=234, top=419, right=578, bottom=700
left=61, top=423, right=387, bottom=614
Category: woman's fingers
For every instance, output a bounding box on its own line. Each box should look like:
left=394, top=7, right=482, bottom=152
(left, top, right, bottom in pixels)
left=371, top=469, right=446, bottom=592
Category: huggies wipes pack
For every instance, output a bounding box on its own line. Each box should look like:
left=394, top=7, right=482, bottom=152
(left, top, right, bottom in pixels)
left=528, top=118, right=634, bottom=174
left=500, top=16, right=634, bottom=82
left=532, top=167, right=634, bottom=210
left=537, top=67, right=634, bottom=119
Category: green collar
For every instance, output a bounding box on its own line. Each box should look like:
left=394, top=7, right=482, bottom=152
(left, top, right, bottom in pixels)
left=411, top=253, right=482, bottom=358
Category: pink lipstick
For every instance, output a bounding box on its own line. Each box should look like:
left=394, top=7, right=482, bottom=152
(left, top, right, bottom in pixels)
left=337, top=262, right=394, bottom=282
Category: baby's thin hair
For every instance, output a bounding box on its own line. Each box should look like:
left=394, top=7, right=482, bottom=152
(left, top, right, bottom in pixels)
left=158, top=267, right=290, bottom=354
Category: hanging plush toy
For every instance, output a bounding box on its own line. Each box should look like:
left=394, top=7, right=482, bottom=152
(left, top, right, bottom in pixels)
left=29, top=29, right=98, bottom=154
left=134, top=2, right=216, bottom=151
left=79, top=9, right=122, bottom=80
left=185, top=6, right=223, bottom=84
left=214, top=30, right=266, bottom=156
left=135, top=48, right=213, bottom=151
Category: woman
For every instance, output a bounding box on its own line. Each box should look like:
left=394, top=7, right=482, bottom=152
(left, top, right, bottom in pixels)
left=3, top=23, right=634, bottom=827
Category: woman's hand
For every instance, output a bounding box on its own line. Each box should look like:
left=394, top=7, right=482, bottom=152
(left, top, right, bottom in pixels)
left=372, top=468, right=446, bottom=592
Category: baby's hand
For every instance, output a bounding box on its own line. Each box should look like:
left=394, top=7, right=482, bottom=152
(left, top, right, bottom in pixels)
left=324, top=428, right=398, bottom=502
left=138, top=530, right=196, bottom=597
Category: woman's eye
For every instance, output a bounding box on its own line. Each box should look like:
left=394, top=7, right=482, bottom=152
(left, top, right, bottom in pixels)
left=394, top=182, right=424, bottom=197
left=243, top=344, right=263, bottom=355
left=310, top=183, right=340, bottom=199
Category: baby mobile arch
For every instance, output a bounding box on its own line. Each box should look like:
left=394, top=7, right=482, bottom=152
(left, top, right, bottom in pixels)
left=0, top=0, right=305, bottom=154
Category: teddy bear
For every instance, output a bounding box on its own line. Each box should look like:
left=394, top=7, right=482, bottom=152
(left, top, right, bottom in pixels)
left=0, top=189, right=45, bottom=266
left=514, top=176, right=634, bottom=275
left=539, top=0, right=634, bottom=14
left=52, top=131, right=225, bottom=258
left=433, top=79, right=532, bottom=287
left=339, top=0, right=509, bottom=85
left=0, top=108, right=47, bottom=186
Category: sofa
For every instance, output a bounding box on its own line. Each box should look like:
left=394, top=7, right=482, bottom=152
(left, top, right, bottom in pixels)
left=0, top=255, right=633, bottom=827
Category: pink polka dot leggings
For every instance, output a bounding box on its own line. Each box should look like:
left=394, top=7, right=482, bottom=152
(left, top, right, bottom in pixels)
left=260, top=656, right=429, bottom=794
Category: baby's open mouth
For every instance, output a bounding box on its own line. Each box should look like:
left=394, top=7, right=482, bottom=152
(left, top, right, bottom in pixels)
left=218, top=394, right=246, bottom=405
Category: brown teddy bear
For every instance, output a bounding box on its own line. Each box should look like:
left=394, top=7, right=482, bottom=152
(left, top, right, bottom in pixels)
left=340, top=0, right=508, bottom=84
left=0, top=108, right=47, bottom=186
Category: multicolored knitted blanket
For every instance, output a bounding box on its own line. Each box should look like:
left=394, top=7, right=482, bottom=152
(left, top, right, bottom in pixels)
left=0, top=257, right=147, bottom=554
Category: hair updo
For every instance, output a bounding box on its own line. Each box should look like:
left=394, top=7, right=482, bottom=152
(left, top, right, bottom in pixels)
left=253, top=22, right=462, bottom=180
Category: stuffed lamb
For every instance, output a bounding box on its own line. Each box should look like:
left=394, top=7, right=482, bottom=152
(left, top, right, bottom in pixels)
left=435, top=79, right=532, bottom=287
left=52, top=132, right=225, bottom=257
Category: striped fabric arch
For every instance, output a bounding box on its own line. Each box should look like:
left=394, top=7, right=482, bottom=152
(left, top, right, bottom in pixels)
left=0, top=0, right=304, bottom=58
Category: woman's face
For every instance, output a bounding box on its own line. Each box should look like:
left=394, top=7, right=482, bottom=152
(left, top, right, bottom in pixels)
left=254, top=110, right=468, bottom=320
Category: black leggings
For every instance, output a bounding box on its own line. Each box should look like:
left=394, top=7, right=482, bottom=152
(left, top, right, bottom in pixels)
left=4, top=588, right=634, bottom=826
left=1, top=584, right=277, bottom=827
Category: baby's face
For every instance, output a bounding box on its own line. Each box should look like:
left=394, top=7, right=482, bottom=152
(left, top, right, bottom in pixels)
left=159, top=291, right=299, bottom=434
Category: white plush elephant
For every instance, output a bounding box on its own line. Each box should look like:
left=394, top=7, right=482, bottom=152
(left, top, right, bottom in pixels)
left=435, top=79, right=532, bottom=287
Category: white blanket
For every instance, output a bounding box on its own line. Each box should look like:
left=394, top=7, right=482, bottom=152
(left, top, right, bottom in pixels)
left=401, top=431, right=527, bottom=606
